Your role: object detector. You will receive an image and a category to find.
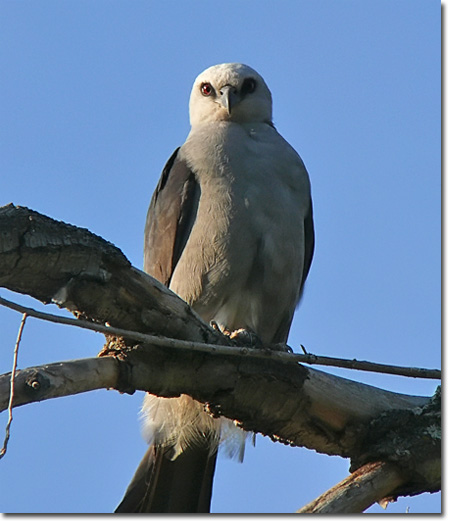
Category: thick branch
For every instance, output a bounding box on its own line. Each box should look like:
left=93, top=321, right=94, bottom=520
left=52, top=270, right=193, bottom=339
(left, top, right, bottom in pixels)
left=0, top=357, right=119, bottom=410
left=297, top=389, right=441, bottom=512
left=297, top=462, right=405, bottom=513
left=0, top=346, right=429, bottom=458
left=0, top=204, right=226, bottom=346
left=0, top=204, right=440, bottom=502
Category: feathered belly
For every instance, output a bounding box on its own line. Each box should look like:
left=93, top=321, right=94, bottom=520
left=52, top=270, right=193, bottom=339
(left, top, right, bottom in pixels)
left=170, top=182, right=304, bottom=344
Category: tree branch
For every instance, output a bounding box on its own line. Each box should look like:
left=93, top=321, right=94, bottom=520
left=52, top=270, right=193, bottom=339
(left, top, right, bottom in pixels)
left=0, top=345, right=430, bottom=458
left=0, top=295, right=441, bottom=380
left=0, top=204, right=441, bottom=506
left=0, top=313, right=27, bottom=458
left=0, top=203, right=225, bottom=346
left=0, top=357, right=119, bottom=411
left=297, top=462, right=405, bottom=513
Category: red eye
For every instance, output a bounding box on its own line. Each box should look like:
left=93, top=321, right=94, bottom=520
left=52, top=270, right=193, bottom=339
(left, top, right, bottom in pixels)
left=201, top=83, right=213, bottom=96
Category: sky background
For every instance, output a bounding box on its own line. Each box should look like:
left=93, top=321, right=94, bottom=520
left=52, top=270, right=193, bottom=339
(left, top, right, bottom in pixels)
left=0, top=0, right=441, bottom=515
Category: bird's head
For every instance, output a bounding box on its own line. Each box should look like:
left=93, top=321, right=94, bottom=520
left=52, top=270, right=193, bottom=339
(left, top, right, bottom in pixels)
left=189, top=63, right=273, bottom=127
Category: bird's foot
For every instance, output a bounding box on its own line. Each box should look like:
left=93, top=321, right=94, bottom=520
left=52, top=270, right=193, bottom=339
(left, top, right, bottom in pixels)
left=266, top=342, right=293, bottom=353
left=210, top=321, right=263, bottom=348
left=229, top=328, right=263, bottom=348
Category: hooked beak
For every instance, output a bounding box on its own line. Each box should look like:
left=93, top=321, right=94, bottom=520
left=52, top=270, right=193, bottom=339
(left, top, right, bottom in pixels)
left=219, top=85, right=240, bottom=115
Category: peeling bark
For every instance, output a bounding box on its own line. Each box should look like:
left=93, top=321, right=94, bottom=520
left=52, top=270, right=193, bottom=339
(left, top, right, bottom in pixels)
left=0, top=204, right=226, bottom=344
left=297, top=462, right=405, bottom=513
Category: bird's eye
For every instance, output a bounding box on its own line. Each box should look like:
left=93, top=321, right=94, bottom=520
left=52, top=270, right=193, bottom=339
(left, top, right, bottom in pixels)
left=201, top=83, right=213, bottom=96
left=242, top=78, right=257, bottom=95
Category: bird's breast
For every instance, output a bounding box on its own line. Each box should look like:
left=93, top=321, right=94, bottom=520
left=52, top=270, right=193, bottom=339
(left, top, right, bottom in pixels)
left=170, top=123, right=308, bottom=342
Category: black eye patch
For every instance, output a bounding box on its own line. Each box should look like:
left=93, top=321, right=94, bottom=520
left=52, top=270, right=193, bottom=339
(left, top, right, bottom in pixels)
left=241, top=78, right=257, bottom=96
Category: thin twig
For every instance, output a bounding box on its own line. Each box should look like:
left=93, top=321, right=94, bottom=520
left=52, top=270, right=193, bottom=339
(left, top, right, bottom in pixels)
left=0, top=295, right=441, bottom=380
left=0, top=313, right=27, bottom=459
left=297, top=352, right=441, bottom=379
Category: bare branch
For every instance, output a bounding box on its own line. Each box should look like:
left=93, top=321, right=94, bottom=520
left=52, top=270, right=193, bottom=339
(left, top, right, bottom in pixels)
left=0, top=204, right=441, bottom=505
left=297, top=461, right=405, bottom=513
left=0, top=346, right=429, bottom=459
left=0, top=313, right=27, bottom=458
left=297, top=351, right=440, bottom=380
left=0, top=204, right=226, bottom=347
left=297, top=385, right=440, bottom=514
left=0, top=357, right=119, bottom=411
left=0, top=295, right=441, bottom=380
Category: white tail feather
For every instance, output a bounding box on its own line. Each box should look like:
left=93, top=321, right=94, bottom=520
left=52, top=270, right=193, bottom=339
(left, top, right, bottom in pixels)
left=141, top=393, right=250, bottom=461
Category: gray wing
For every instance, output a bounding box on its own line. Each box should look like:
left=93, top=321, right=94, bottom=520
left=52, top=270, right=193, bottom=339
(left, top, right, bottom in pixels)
left=144, top=148, right=201, bottom=287
left=272, top=197, right=314, bottom=344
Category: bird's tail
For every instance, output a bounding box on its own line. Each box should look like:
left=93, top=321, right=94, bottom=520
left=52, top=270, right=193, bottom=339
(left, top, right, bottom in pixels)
left=115, top=441, right=217, bottom=513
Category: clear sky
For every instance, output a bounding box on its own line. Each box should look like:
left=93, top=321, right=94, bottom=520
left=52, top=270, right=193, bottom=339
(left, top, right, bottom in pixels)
left=0, top=0, right=441, bottom=515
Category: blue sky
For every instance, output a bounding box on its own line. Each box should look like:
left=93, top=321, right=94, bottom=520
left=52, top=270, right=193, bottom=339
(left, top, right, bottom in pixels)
left=0, top=0, right=441, bottom=514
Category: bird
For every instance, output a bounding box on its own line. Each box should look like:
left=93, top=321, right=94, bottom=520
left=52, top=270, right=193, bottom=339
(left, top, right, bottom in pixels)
left=115, top=62, right=314, bottom=513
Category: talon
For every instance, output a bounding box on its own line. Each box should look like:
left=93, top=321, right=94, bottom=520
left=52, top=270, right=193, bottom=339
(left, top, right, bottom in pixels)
left=210, top=322, right=264, bottom=347
left=210, top=320, right=232, bottom=338
left=210, top=320, right=220, bottom=331
left=229, top=328, right=263, bottom=348
left=268, top=343, right=292, bottom=353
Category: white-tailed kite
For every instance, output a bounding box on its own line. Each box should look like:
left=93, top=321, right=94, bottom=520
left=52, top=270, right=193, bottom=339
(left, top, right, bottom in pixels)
left=116, top=63, right=314, bottom=513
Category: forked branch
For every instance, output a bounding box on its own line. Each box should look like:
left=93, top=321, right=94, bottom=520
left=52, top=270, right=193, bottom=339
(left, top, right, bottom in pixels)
left=0, top=204, right=441, bottom=511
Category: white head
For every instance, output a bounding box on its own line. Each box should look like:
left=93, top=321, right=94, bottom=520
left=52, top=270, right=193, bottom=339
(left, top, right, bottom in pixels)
left=189, top=63, right=273, bottom=127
